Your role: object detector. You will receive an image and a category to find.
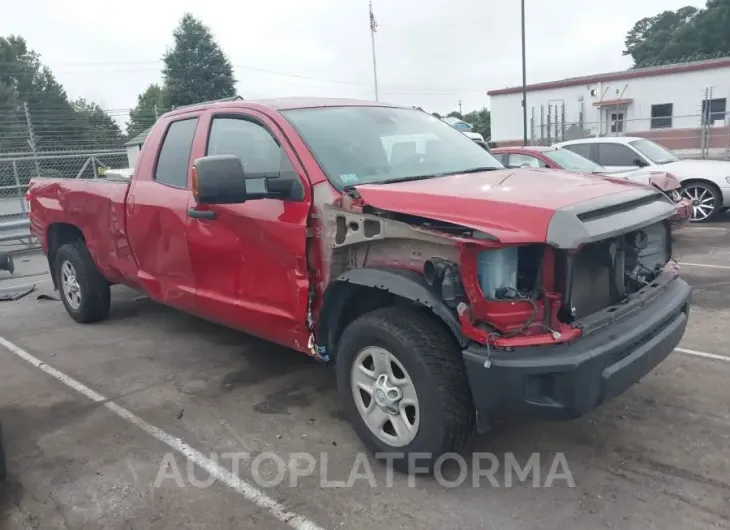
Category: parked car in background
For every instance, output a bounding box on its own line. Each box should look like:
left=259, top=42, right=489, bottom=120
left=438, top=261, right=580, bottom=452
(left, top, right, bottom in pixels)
left=441, top=116, right=486, bottom=142
left=491, top=145, right=691, bottom=230
left=554, top=137, right=730, bottom=222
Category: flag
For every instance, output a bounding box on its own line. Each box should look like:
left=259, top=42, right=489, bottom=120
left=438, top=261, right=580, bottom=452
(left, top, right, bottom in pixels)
left=369, top=2, right=378, bottom=33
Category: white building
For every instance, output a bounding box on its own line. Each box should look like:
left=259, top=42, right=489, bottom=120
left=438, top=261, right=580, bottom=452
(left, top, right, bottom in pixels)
left=488, top=56, right=730, bottom=154
left=123, top=127, right=151, bottom=169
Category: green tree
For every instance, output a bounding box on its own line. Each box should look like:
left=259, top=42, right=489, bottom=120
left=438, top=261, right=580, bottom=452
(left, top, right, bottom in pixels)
left=446, top=110, right=464, bottom=120
left=0, top=35, right=121, bottom=152
left=463, top=108, right=491, bottom=140
left=70, top=98, right=123, bottom=149
left=0, top=36, right=72, bottom=152
left=431, top=112, right=442, bottom=119
left=126, top=83, right=169, bottom=138
left=162, top=14, right=237, bottom=108
left=623, top=1, right=730, bottom=66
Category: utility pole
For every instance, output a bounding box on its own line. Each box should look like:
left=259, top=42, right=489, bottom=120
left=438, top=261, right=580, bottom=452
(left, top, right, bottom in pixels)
left=23, top=102, right=41, bottom=178
left=520, top=0, right=528, bottom=146
left=369, top=1, right=379, bottom=101
left=458, top=100, right=463, bottom=116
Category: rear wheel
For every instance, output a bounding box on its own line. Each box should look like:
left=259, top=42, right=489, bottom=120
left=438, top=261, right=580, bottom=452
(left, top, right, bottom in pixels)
left=55, top=241, right=110, bottom=323
left=681, top=182, right=721, bottom=223
left=336, top=307, right=474, bottom=473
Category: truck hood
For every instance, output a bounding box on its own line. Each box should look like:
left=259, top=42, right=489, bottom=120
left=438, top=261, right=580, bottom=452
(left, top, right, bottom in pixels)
left=355, top=168, right=671, bottom=245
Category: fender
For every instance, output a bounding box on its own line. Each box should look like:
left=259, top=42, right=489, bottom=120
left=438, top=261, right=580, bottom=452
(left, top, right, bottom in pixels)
left=317, top=267, right=468, bottom=357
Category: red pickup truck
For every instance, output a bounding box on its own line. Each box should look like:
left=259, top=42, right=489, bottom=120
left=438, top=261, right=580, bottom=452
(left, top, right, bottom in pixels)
left=28, top=98, right=691, bottom=471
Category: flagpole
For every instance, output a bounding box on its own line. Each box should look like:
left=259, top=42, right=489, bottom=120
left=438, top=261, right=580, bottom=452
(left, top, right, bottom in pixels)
left=369, top=1, right=379, bottom=101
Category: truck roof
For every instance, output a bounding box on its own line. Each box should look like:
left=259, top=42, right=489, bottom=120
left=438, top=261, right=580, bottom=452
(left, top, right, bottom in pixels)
left=164, top=97, right=401, bottom=118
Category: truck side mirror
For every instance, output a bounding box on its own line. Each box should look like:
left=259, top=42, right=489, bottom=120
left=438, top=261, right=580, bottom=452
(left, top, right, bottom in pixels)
left=633, top=158, right=648, bottom=168
left=192, top=154, right=296, bottom=204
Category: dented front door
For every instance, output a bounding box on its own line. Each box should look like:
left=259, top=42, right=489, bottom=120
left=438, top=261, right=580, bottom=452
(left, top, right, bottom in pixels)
left=186, top=108, right=313, bottom=351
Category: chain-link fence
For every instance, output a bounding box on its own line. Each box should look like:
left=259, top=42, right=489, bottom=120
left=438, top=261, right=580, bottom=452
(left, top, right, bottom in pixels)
left=529, top=104, right=730, bottom=160
left=0, top=150, right=128, bottom=248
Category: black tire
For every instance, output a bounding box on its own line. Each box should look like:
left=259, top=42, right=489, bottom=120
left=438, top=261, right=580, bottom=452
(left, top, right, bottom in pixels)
left=336, top=307, right=474, bottom=473
left=54, top=241, right=111, bottom=323
left=681, top=181, right=722, bottom=223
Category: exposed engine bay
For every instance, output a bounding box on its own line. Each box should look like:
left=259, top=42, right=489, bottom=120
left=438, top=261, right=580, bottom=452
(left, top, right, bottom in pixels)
left=457, top=221, right=671, bottom=343
left=313, top=180, right=677, bottom=351
left=561, top=221, right=670, bottom=322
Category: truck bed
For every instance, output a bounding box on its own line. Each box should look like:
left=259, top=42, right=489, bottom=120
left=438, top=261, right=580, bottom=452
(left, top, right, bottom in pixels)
left=29, top=178, right=140, bottom=286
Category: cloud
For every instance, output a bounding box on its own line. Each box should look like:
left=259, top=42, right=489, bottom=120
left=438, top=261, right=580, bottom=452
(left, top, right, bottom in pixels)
left=1, top=0, right=707, bottom=118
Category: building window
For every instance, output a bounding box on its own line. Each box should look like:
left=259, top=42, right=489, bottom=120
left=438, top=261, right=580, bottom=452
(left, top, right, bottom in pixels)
left=650, top=103, right=673, bottom=129
left=610, top=112, right=624, bottom=133
left=702, top=98, right=727, bottom=125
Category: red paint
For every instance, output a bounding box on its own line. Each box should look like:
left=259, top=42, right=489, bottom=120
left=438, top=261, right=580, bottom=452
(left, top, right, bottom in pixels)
left=26, top=98, right=666, bottom=357
left=355, top=168, right=639, bottom=244
left=487, top=57, right=730, bottom=96
left=492, top=147, right=691, bottom=229
left=592, top=98, right=634, bottom=107
left=492, top=147, right=560, bottom=169
left=458, top=244, right=577, bottom=346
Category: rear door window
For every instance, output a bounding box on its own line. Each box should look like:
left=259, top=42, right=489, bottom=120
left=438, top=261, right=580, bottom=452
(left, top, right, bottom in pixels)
left=155, top=118, right=199, bottom=188
left=596, top=143, right=638, bottom=167
left=562, top=143, right=594, bottom=161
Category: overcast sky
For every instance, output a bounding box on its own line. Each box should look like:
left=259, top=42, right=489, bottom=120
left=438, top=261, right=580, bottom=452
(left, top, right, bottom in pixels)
left=3, top=0, right=706, bottom=123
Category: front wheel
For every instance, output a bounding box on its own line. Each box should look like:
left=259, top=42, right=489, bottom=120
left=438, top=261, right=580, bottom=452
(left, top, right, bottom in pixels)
left=681, top=182, right=721, bottom=223
left=336, top=307, right=474, bottom=473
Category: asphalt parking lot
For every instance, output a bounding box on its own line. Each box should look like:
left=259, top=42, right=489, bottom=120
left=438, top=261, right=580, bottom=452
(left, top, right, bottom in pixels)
left=0, top=222, right=728, bottom=530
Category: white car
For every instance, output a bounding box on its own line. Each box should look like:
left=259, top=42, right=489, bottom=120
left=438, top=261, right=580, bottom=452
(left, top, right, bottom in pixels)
left=554, top=136, right=730, bottom=222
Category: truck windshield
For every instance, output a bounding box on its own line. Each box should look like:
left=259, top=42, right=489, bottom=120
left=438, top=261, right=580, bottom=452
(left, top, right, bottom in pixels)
left=282, top=106, right=504, bottom=189
left=630, top=139, right=679, bottom=165
left=544, top=148, right=604, bottom=172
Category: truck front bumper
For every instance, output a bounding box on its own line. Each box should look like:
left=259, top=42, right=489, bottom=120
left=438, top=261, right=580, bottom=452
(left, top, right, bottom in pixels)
left=462, top=277, right=691, bottom=427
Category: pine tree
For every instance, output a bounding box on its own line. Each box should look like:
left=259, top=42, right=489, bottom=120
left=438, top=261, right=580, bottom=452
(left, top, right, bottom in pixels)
left=162, top=14, right=237, bottom=108
left=126, top=84, right=169, bottom=137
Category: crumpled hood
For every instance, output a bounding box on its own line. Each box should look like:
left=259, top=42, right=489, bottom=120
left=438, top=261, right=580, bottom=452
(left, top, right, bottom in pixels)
left=355, top=168, right=649, bottom=243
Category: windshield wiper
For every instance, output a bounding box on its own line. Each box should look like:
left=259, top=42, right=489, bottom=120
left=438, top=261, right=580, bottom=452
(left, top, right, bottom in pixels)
left=374, top=174, right=443, bottom=185
left=368, top=166, right=500, bottom=186
left=454, top=166, right=500, bottom=174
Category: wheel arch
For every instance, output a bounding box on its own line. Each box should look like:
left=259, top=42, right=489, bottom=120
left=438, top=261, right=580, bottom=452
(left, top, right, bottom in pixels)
left=317, top=267, right=467, bottom=361
left=47, top=223, right=85, bottom=289
left=680, top=178, right=723, bottom=198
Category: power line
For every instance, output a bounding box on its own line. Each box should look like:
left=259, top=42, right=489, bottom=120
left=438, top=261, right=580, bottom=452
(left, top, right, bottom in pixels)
left=1, top=60, right=489, bottom=92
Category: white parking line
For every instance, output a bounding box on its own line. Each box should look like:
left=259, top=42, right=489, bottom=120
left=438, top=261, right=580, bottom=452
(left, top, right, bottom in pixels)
left=0, top=336, right=326, bottom=530
left=677, top=347, right=730, bottom=363
left=679, top=262, right=730, bottom=270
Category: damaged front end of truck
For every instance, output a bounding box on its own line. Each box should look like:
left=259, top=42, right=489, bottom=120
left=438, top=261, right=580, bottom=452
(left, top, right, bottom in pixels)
left=313, top=177, right=691, bottom=430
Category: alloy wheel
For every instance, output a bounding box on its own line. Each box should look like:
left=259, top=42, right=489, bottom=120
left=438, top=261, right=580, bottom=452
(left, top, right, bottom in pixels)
left=350, top=346, right=420, bottom=447
left=681, top=184, right=717, bottom=222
